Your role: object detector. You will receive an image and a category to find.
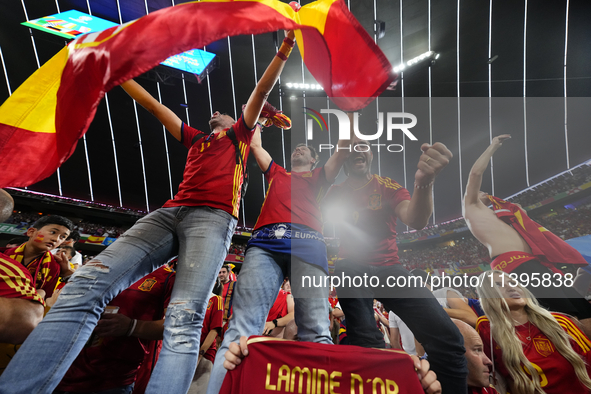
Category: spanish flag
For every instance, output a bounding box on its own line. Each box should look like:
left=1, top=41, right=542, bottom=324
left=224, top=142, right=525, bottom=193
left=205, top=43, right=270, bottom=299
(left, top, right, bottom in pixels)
left=0, top=0, right=394, bottom=188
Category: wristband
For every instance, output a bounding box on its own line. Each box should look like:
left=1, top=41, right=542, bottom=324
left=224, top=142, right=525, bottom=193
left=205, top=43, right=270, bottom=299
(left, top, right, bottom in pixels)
left=276, top=42, right=294, bottom=61
left=126, top=318, right=138, bottom=337
left=273, top=319, right=278, bottom=328
left=276, top=50, right=288, bottom=61
left=414, top=181, right=434, bottom=190
left=283, top=37, right=295, bottom=48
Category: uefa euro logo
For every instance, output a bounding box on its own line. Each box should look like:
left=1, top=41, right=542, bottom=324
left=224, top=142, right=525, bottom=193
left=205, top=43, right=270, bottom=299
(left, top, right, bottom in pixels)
left=303, top=107, right=418, bottom=152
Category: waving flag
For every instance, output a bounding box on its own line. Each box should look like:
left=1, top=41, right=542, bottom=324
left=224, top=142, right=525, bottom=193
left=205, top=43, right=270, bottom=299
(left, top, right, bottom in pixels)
left=0, top=0, right=394, bottom=188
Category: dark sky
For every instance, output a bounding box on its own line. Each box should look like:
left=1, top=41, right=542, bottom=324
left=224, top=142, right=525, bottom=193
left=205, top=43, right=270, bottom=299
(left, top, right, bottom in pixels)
left=1, top=0, right=590, bottom=227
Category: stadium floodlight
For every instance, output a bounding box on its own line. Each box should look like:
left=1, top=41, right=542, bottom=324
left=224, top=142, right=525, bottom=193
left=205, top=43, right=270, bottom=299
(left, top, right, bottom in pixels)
left=283, top=82, right=324, bottom=91
left=393, top=51, right=439, bottom=73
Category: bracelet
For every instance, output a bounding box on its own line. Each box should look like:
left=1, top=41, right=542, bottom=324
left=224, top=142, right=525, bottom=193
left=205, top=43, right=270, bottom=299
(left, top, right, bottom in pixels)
left=283, top=37, right=295, bottom=48
left=276, top=50, right=288, bottom=61
left=126, top=318, right=138, bottom=337
left=414, top=181, right=434, bottom=190
left=276, top=43, right=294, bottom=62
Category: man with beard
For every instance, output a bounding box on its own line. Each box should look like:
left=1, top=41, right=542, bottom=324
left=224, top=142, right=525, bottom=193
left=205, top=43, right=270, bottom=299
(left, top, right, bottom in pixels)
left=324, top=140, right=469, bottom=393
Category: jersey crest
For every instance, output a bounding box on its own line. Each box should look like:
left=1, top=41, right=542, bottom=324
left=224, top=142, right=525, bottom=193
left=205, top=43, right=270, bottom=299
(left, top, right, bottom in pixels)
left=138, top=278, right=157, bottom=292
left=368, top=193, right=382, bottom=210
left=533, top=337, right=555, bottom=357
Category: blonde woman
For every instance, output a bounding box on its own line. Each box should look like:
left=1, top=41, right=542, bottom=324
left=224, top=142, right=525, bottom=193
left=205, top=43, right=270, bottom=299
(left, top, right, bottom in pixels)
left=476, top=270, right=591, bottom=394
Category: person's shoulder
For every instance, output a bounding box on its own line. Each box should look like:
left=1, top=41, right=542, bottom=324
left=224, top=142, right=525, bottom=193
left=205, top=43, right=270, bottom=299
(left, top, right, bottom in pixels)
left=373, top=175, right=405, bottom=191
left=210, top=295, right=223, bottom=308
left=475, top=315, right=490, bottom=333
left=552, top=312, right=591, bottom=349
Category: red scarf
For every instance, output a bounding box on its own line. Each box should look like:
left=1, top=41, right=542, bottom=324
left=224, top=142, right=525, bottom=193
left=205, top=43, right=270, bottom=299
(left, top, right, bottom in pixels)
left=488, top=196, right=587, bottom=269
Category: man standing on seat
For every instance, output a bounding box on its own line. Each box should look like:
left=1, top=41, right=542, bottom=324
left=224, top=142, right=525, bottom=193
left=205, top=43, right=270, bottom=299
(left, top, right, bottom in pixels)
left=206, top=113, right=351, bottom=393
left=0, top=31, right=297, bottom=394
left=324, top=140, right=468, bottom=392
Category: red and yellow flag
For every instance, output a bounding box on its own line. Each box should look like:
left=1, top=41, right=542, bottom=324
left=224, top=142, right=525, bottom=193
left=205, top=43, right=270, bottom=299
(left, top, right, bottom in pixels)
left=0, top=0, right=394, bottom=188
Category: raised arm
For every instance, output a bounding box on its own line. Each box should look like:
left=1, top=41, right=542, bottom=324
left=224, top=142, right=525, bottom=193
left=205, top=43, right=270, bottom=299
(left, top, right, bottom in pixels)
left=324, top=112, right=353, bottom=183
left=250, top=126, right=273, bottom=173
left=463, top=134, right=510, bottom=207
left=243, top=30, right=296, bottom=129
left=120, top=79, right=183, bottom=141
left=396, top=143, right=453, bottom=230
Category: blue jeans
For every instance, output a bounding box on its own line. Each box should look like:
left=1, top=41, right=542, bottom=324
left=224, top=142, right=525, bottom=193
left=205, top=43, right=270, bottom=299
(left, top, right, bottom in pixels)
left=206, top=246, right=332, bottom=394
left=0, top=206, right=236, bottom=394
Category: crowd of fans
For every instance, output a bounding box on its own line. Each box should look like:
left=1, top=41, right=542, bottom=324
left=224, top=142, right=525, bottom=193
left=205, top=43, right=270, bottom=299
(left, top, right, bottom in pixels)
left=400, top=237, right=490, bottom=272
left=536, top=203, right=591, bottom=240
left=2, top=165, right=591, bottom=393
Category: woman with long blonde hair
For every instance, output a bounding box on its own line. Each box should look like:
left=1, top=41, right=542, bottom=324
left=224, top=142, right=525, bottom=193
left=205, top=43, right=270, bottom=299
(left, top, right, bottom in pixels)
left=476, top=270, right=591, bottom=394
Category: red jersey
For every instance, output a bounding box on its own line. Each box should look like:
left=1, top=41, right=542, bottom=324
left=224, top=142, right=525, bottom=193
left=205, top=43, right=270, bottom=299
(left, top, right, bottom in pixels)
left=325, top=175, right=411, bottom=265
left=0, top=253, right=45, bottom=305
left=202, top=295, right=224, bottom=362
left=57, top=265, right=175, bottom=393
left=476, top=314, right=591, bottom=393
left=254, top=163, right=330, bottom=233
left=162, top=117, right=254, bottom=218
left=267, top=290, right=289, bottom=322
left=4, top=243, right=60, bottom=298
left=220, top=336, right=424, bottom=394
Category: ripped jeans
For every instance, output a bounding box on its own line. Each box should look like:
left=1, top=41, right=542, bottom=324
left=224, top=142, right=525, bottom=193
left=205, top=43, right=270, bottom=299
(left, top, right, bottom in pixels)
left=0, top=206, right=236, bottom=394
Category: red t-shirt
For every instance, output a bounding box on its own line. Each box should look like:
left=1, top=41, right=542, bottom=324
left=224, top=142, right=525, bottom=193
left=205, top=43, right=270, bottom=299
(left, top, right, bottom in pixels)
left=266, top=290, right=289, bottom=322
left=57, top=265, right=176, bottom=392
left=4, top=243, right=60, bottom=298
left=254, top=163, right=330, bottom=233
left=325, top=175, right=411, bottom=265
left=476, top=314, right=591, bottom=393
left=220, top=336, right=424, bottom=394
left=162, top=116, right=254, bottom=218
left=202, top=295, right=224, bottom=363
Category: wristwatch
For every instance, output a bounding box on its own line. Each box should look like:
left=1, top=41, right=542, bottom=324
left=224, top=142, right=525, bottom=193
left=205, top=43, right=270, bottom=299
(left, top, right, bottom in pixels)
left=272, top=319, right=278, bottom=328
left=199, top=349, right=205, bottom=355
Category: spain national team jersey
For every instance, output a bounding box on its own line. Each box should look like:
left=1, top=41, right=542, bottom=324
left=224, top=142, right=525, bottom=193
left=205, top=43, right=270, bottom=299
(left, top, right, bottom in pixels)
left=57, top=265, right=176, bottom=392
left=4, top=243, right=60, bottom=298
left=254, top=162, right=330, bottom=233
left=162, top=116, right=254, bottom=218
left=476, top=314, right=591, bottom=393
left=324, top=174, right=411, bottom=265
left=220, top=336, right=424, bottom=394
left=202, top=295, right=224, bottom=363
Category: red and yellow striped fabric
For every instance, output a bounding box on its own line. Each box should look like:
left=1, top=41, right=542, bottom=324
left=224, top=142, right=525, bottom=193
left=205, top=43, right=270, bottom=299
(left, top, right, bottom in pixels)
left=0, top=254, right=45, bottom=306
left=0, top=0, right=394, bottom=188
